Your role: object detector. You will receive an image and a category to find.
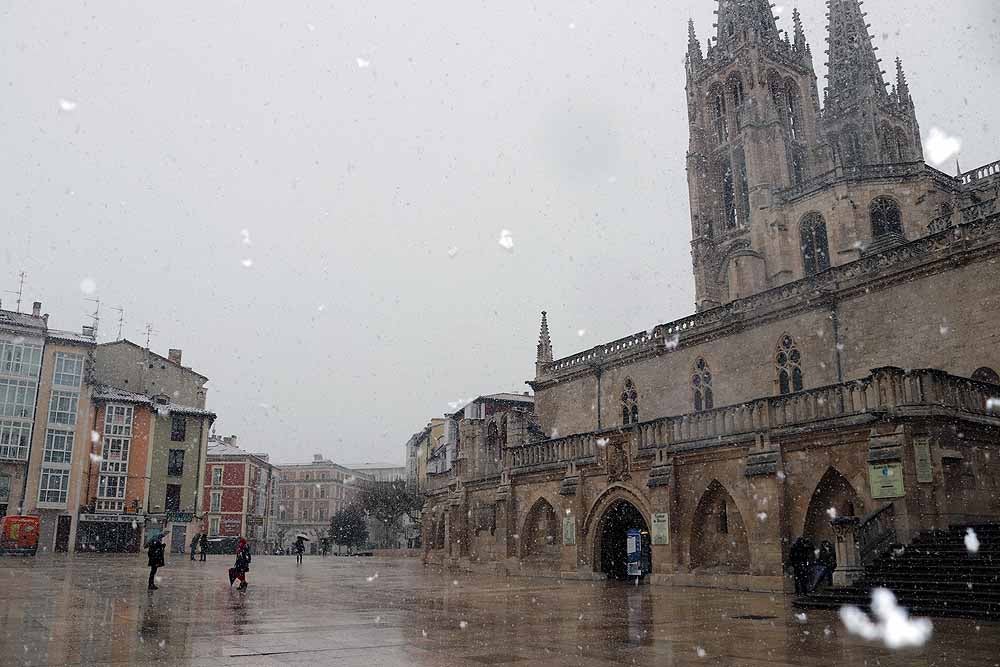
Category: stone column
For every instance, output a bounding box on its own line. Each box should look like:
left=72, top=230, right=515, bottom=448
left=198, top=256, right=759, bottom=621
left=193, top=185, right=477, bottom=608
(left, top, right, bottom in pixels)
left=743, top=436, right=785, bottom=584
left=831, top=517, right=863, bottom=586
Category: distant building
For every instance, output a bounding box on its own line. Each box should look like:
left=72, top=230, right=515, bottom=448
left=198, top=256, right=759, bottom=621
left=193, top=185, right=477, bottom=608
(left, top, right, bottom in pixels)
left=203, top=434, right=276, bottom=554
left=273, top=454, right=366, bottom=554
left=346, top=462, right=406, bottom=482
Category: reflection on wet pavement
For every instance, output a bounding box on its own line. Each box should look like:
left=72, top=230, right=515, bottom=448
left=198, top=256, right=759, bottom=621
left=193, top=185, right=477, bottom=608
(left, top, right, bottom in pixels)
left=1, top=554, right=997, bottom=665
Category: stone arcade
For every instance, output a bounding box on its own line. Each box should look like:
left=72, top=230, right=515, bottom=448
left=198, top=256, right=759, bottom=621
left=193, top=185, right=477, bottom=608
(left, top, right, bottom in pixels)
left=422, top=0, right=1000, bottom=591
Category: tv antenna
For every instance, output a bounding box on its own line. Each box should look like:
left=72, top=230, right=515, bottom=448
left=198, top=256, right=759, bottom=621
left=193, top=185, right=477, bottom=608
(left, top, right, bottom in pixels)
left=3, top=271, right=27, bottom=313
left=85, top=298, right=101, bottom=338
left=144, top=323, right=155, bottom=349
left=112, top=306, right=125, bottom=341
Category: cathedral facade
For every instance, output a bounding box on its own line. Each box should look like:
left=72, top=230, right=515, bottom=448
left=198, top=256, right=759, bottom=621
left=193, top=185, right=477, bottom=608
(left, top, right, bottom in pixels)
left=422, top=0, right=1000, bottom=591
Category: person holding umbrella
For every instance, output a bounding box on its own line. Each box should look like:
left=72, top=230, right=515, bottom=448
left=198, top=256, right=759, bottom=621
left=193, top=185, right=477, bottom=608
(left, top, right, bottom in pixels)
left=294, top=535, right=307, bottom=564
left=229, top=537, right=252, bottom=590
left=146, top=531, right=166, bottom=590
left=199, top=532, right=208, bottom=561
left=190, top=532, right=199, bottom=561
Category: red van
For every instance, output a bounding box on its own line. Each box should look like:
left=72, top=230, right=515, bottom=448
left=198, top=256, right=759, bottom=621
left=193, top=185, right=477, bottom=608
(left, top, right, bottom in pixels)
left=0, top=515, right=40, bottom=556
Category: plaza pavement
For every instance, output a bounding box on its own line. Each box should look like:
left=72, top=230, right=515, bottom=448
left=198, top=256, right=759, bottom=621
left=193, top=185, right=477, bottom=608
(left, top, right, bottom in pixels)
left=0, top=553, right=997, bottom=666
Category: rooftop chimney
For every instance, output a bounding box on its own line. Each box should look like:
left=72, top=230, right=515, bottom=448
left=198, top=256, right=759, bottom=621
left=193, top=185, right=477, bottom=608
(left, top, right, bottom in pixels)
left=313, top=454, right=323, bottom=463
left=82, top=325, right=95, bottom=338
left=168, top=348, right=183, bottom=365
left=32, top=301, right=41, bottom=317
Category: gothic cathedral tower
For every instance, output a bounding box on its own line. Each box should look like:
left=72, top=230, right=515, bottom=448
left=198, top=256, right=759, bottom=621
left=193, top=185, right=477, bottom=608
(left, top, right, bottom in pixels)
left=686, top=0, right=924, bottom=310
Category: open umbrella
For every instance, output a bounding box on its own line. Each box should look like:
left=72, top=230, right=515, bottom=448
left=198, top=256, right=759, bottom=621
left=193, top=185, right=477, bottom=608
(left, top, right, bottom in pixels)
left=295, top=534, right=311, bottom=541
left=144, top=529, right=165, bottom=547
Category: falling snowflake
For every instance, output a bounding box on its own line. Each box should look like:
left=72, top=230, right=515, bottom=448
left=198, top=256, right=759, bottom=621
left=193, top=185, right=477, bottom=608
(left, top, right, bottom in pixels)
left=89, top=452, right=103, bottom=463
left=923, top=127, right=962, bottom=167
left=317, top=304, right=326, bottom=312
left=795, top=612, right=808, bottom=623
left=356, top=57, right=370, bottom=68
left=965, top=527, right=980, bottom=554
left=241, top=258, right=254, bottom=268
left=158, top=640, right=165, bottom=648
left=987, top=398, right=1000, bottom=412
left=939, top=324, right=949, bottom=335
left=776, top=470, right=786, bottom=480
left=577, top=329, right=586, bottom=337
left=839, top=588, right=932, bottom=649
left=240, top=229, right=252, bottom=246
left=498, top=229, right=514, bottom=251
left=58, top=98, right=77, bottom=111
left=459, top=620, right=468, bottom=630
left=307, top=23, right=316, bottom=31
left=90, top=430, right=100, bottom=444
left=79, top=278, right=97, bottom=295
left=565, top=508, right=572, bottom=515
left=596, top=437, right=609, bottom=448
left=664, top=333, right=680, bottom=351
left=826, top=507, right=838, bottom=519
left=695, top=646, right=706, bottom=657
left=757, top=512, right=768, bottom=521
left=422, top=629, right=428, bottom=638
left=366, top=572, right=379, bottom=582
left=447, top=246, right=459, bottom=258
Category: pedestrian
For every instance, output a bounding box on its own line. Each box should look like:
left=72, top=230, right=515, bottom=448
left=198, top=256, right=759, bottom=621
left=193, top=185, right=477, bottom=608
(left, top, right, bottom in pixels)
left=190, top=533, right=199, bottom=561
left=818, top=540, right=837, bottom=587
left=789, top=536, right=812, bottom=595
left=199, top=532, right=208, bottom=561
left=295, top=536, right=305, bottom=564
left=229, top=537, right=252, bottom=590
left=146, top=532, right=165, bottom=591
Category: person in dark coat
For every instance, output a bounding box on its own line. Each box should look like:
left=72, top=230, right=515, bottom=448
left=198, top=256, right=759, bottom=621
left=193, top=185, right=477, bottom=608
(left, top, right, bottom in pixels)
left=294, top=536, right=305, bottom=564
left=199, top=532, right=208, bottom=561
left=818, top=540, right=837, bottom=587
left=147, top=534, right=165, bottom=590
left=229, top=537, right=252, bottom=590
left=789, top=537, right=814, bottom=595
left=190, top=533, right=199, bottom=561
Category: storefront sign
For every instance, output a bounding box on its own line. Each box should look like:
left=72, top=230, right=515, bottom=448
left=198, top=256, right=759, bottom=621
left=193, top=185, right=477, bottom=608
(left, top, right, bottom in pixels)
left=166, top=512, right=194, bottom=523
left=246, top=516, right=264, bottom=527
left=562, top=517, right=576, bottom=545
left=651, top=512, right=669, bottom=545
left=868, top=463, right=905, bottom=499
left=221, top=516, right=242, bottom=534
left=79, top=514, right=139, bottom=524
left=913, top=438, right=933, bottom=483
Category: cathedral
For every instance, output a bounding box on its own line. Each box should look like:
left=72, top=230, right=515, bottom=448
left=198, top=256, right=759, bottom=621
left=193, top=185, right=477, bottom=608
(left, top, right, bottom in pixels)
left=422, top=0, right=1000, bottom=591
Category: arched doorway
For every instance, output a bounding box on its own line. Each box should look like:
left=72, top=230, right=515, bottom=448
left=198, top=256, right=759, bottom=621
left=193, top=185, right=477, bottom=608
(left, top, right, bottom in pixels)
left=596, top=499, right=650, bottom=580
left=689, top=480, right=750, bottom=572
left=803, top=467, right=862, bottom=544
left=522, top=498, right=560, bottom=561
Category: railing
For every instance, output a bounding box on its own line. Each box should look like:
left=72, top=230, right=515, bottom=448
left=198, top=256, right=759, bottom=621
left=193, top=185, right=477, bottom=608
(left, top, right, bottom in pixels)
left=778, top=161, right=926, bottom=202
left=857, top=503, right=897, bottom=565
left=548, top=330, right=656, bottom=372
left=960, top=159, right=1000, bottom=185
left=510, top=367, right=1000, bottom=472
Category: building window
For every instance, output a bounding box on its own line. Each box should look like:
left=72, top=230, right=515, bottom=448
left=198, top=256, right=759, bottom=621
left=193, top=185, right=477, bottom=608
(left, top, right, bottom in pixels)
left=47, top=391, right=79, bottom=427
left=711, top=87, right=727, bottom=144
left=800, top=213, right=831, bottom=276
left=209, top=516, right=221, bottom=536
left=165, top=484, right=181, bottom=512
left=170, top=415, right=186, bottom=441
left=870, top=197, right=903, bottom=239
left=784, top=80, right=801, bottom=140
left=776, top=334, right=804, bottom=395
left=210, top=490, right=221, bottom=512
left=0, top=474, right=9, bottom=502
left=728, top=73, right=745, bottom=133
left=42, top=430, right=74, bottom=464
left=212, top=466, right=223, bottom=486
left=0, top=420, right=32, bottom=460
left=972, top=367, right=1000, bottom=384
left=0, top=378, right=38, bottom=418
left=735, top=149, right=750, bottom=226
left=722, top=163, right=737, bottom=229
left=0, top=341, right=42, bottom=378
left=38, top=467, right=70, bottom=504
left=718, top=500, right=729, bottom=534
left=692, top=358, right=713, bottom=412
left=104, top=404, right=134, bottom=437
left=97, top=473, right=126, bottom=503
left=486, top=422, right=499, bottom=462
left=52, top=353, right=84, bottom=388
left=167, top=449, right=185, bottom=477
left=621, top=378, right=639, bottom=425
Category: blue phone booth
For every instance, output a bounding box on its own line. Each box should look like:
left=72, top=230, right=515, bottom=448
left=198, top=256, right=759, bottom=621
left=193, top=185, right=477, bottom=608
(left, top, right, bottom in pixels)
left=626, top=528, right=643, bottom=577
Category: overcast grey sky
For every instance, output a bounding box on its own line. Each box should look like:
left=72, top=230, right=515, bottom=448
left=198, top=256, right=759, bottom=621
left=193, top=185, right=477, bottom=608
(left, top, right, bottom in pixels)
left=2, top=1, right=997, bottom=465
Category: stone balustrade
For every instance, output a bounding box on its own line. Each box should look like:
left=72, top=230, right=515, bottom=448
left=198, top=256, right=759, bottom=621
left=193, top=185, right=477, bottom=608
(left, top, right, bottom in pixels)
left=510, top=367, right=1000, bottom=473
left=959, top=158, right=1000, bottom=185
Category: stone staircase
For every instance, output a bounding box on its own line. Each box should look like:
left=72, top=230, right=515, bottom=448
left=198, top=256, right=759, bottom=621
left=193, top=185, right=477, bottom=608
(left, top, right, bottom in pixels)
left=794, top=523, right=1000, bottom=619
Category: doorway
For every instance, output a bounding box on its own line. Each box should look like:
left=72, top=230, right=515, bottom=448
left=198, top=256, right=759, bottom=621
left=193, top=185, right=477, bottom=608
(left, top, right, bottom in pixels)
left=597, top=499, right=649, bottom=580
left=171, top=524, right=187, bottom=554
left=55, top=515, right=72, bottom=552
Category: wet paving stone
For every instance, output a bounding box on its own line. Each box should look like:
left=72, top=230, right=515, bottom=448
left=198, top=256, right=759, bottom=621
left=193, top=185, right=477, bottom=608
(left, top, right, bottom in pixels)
left=1, top=554, right=998, bottom=665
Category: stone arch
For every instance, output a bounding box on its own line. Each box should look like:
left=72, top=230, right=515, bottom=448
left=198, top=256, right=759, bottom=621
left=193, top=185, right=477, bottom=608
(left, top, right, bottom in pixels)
left=802, top=467, right=863, bottom=545
left=799, top=212, right=830, bottom=276
left=520, top=496, right=560, bottom=561
left=689, top=479, right=750, bottom=572
left=581, top=483, right=654, bottom=576
left=719, top=247, right=766, bottom=302
left=971, top=367, right=1000, bottom=385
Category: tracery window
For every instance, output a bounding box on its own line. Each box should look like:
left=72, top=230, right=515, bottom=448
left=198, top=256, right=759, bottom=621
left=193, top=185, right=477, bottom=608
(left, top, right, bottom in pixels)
left=621, top=378, right=639, bottom=425
left=723, top=163, right=737, bottom=229
left=800, top=213, right=830, bottom=276
left=692, top=359, right=713, bottom=412
left=486, top=422, right=499, bottom=463
left=711, top=87, right=728, bottom=144
left=784, top=80, right=801, bottom=140
left=870, top=196, right=903, bottom=239
left=775, top=334, right=803, bottom=395
left=972, top=367, right=1000, bottom=384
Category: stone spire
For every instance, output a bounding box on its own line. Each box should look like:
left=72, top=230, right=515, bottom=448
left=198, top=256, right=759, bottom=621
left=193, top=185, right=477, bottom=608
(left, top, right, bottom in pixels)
left=894, top=56, right=911, bottom=106
left=536, top=311, right=552, bottom=367
left=687, top=18, right=703, bottom=69
left=714, top=0, right=779, bottom=49
left=792, top=7, right=807, bottom=54
left=825, top=0, right=888, bottom=109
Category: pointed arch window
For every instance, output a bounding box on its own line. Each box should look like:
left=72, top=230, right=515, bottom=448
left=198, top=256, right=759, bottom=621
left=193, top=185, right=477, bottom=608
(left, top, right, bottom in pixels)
left=692, top=358, right=713, bottom=412
left=842, top=128, right=863, bottom=167
left=870, top=197, right=903, bottom=239
left=711, top=86, right=728, bottom=144
left=784, top=79, right=801, bottom=141
left=775, top=334, right=803, bottom=395
left=486, top=422, right=499, bottom=463
left=621, top=378, right=639, bottom=425
left=735, top=149, right=750, bottom=226
left=728, top=73, right=745, bottom=133
left=972, top=367, right=1000, bottom=385
left=800, top=213, right=830, bottom=276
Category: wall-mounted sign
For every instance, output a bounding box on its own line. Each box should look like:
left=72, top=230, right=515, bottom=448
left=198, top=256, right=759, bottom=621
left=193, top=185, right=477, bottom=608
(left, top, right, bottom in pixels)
left=246, top=516, right=264, bottom=527
left=166, top=512, right=194, bottom=524
left=562, top=517, right=576, bottom=545
left=869, top=463, right=905, bottom=499
left=79, top=514, right=139, bottom=524
left=913, top=438, right=933, bottom=483
left=651, top=512, right=669, bottom=545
